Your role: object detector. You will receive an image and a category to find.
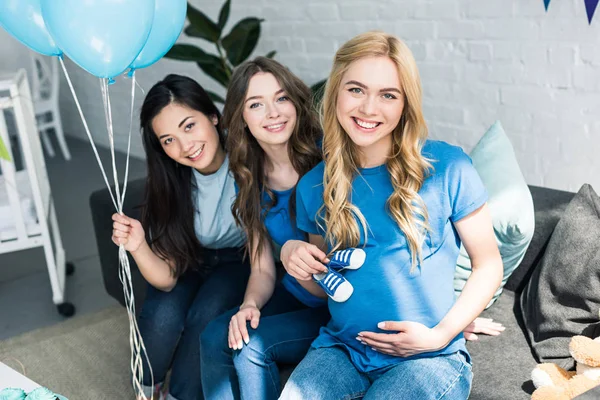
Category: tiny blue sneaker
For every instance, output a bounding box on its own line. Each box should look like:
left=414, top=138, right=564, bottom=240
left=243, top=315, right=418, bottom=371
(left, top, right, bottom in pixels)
left=313, top=269, right=353, bottom=302
left=328, top=248, right=366, bottom=271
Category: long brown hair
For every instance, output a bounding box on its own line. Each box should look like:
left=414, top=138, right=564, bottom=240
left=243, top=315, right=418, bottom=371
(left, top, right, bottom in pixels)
left=319, top=31, right=432, bottom=271
left=224, top=57, right=321, bottom=260
left=140, top=74, right=224, bottom=278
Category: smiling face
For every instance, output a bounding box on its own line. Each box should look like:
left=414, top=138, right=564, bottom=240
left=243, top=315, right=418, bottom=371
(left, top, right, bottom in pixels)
left=242, top=72, right=298, bottom=148
left=152, top=102, right=224, bottom=174
left=336, top=56, right=405, bottom=166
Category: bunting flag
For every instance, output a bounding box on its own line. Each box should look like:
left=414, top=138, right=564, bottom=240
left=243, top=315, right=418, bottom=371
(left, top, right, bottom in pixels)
left=585, top=0, right=600, bottom=23
left=544, top=0, right=599, bottom=23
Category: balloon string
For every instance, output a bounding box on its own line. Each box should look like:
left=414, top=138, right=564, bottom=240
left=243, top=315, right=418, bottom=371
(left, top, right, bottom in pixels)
left=99, top=79, right=122, bottom=211
left=100, top=76, right=153, bottom=400
left=121, top=72, right=135, bottom=206
left=58, top=57, right=117, bottom=211
left=60, top=58, right=152, bottom=399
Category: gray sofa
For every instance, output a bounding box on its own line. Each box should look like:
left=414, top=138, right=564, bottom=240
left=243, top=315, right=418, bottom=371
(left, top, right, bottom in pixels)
left=90, top=180, right=600, bottom=399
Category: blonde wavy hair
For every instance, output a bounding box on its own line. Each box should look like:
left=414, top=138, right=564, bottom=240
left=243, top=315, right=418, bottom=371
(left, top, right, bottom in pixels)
left=319, top=31, right=432, bottom=271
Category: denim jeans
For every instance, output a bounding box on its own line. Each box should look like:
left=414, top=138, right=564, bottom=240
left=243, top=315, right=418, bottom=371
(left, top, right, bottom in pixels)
left=200, top=283, right=330, bottom=400
left=137, top=247, right=250, bottom=400
left=280, top=346, right=473, bottom=400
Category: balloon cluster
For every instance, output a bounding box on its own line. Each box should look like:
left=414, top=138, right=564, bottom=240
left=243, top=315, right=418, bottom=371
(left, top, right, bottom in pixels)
left=0, top=0, right=187, bottom=79
left=0, top=2, right=187, bottom=398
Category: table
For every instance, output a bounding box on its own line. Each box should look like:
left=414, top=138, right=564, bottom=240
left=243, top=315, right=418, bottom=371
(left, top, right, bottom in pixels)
left=0, top=361, right=40, bottom=391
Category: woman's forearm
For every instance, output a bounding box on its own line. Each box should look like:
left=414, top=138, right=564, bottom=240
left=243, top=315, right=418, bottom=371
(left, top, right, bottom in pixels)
left=130, top=241, right=178, bottom=291
left=241, top=240, right=277, bottom=310
left=296, top=279, right=327, bottom=299
left=432, top=204, right=503, bottom=347
left=434, top=259, right=502, bottom=347
left=242, top=268, right=277, bottom=310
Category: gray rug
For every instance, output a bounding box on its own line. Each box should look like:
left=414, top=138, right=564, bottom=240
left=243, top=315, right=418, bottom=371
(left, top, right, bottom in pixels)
left=0, top=305, right=135, bottom=399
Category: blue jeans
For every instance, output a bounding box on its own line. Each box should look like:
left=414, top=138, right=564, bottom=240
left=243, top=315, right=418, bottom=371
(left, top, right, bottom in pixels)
left=280, top=346, right=473, bottom=400
left=200, top=283, right=330, bottom=400
left=138, top=247, right=250, bottom=400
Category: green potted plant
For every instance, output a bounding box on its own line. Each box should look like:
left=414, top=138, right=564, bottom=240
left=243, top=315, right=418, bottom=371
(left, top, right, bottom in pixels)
left=164, top=0, right=276, bottom=103
left=165, top=1, right=327, bottom=106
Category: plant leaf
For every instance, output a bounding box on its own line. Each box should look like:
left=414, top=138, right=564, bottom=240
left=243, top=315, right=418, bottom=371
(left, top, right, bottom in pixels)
left=196, top=62, right=229, bottom=88
left=186, top=2, right=220, bottom=42
left=206, top=89, right=226, bottom=104
left=265, top=50, right=276, bottom=59
left=165, top=44, right=219, bottom=63
left=217, top=0, right=231, bottom=31
left=165, top=44, right=229, bottom=87
left=0, top=136, right=11, bottom=161
left=221, top=18, right=263, bottom=66
left=310, top=79, right=327, bottom=93
left=310, top=79, right=327, bottom=107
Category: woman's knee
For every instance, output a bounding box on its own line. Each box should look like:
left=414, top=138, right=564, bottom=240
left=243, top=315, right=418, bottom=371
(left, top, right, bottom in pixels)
left=281, top=347, right=369, bottom=400
left=199, top=312, right=231, bottom=358
left=185, top=269, right=248, bottom=329
left=279, top=382, right=302, bottom=400
left=232, top=332, right=272, bottom=368
left=139, top=297, right=188, bottom=334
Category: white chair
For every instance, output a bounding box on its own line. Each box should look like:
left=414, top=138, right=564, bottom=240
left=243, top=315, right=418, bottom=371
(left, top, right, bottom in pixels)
left=0, top=69, right=74, bottom=317
left=30, top=53, right=71, bottom=161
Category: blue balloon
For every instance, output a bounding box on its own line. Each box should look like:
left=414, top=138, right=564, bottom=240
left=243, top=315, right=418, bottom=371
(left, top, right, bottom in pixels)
left=130, top=0, right=187, bottom=70
left=0, top=0, right=61, bottom=56
left=40, top=0, right=155, bottom=78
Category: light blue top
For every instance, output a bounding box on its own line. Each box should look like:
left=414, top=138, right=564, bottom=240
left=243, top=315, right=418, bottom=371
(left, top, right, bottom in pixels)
left=296, top=140, right=488, bottom=372
left=192, top=156, right=245, bottom=249
left=261, top=187, right=327, bottom=308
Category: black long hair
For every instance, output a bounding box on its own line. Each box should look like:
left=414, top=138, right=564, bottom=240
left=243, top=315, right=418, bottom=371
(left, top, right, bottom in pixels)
left=139, top=74, right=224, bottom=278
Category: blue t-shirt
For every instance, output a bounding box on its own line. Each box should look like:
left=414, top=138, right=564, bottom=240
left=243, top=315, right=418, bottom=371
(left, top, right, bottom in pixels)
left=295, top=140, right=488, bottom=372
left=262, top=187, right=327, bottom=308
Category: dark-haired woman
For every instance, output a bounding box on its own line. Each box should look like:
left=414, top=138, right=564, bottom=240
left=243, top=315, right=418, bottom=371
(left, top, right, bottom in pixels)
left=111, top=74, right=250, bottom=400
left=199, top=57, right=331, bottom=400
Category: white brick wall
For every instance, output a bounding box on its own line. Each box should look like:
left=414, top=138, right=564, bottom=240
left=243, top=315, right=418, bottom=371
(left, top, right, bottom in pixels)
left=0, top=31, right=34, bottom=76
left=2, top=0, right=600, bottom=193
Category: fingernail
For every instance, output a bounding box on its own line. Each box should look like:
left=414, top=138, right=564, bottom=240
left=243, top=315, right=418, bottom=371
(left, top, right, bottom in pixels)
left=244, top=338, right=249, bottom=345
left=377, top=322, right=385, bottom=329
left=356, top=336, right=362, bottom=342
left=238, top=341, right=243, bottom=349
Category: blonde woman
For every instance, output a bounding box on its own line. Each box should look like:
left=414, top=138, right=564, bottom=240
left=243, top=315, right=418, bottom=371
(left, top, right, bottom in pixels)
left=279, top=31, right=503, bottom=399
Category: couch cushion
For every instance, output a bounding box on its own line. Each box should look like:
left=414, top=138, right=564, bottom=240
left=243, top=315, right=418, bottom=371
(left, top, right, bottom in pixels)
left=520, top=184, right=600, bottom=369
left=468, top=290, right=537, bottom=400
left=454, top=121, right=535, bottom=308
left=505, top=186, right=574, bottom=294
